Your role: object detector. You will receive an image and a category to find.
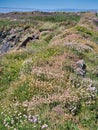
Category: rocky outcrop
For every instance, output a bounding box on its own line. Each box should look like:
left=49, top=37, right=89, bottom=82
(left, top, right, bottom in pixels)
left=18, top=35, right=39, bottom=48
left=0, top=33, right=18, bottom=54
left=0, top=27, right=39, bottom=54
left=0, top=42, right=13, bottom=54
left=75, top=59, right=86, bottom=77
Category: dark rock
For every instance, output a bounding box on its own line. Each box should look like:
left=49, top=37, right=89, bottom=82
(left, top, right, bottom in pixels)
left=75, top=60, right=86, bottom=77
left=24, top=25, right=30, bottom=30
left=0, top=32, right=2, bottom=37
left=34, top=35, right=39, bottom=40
left=8, top=34, right=16, bottom=41
left=1, top=33, right=7, bottom=39
left=19, top=36, right=33, bottom=47
left=19, top=35, right=39, bottom=48
left=0, top=42, right=12, bottom=54
left=0, top=38, right=3, bottom=43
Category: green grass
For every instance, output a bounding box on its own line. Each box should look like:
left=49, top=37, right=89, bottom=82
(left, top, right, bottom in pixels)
left=0, top=51, right=29, bottom=100
left=13, top=80, right=34, bottom=102
left=0, top=19, right=21, bottom=31
left=0, top=12, right=98, bottom=130
left=75, top=25, right=98, bottom=43
left=37, top=47, right=63, bottom=59
left=30, top=13, right=80, bottom=23
left=75, top=26, right=93, bottom=36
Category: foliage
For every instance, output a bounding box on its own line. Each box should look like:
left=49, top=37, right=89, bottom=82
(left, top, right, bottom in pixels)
left=0, top=12, right=98, bottom=130
left=31, top=14, right=80, bottom=23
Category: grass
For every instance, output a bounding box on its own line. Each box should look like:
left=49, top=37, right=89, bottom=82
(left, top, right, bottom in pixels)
left=30, top=13, right=80, bottom=23
left=75, top=26, right=94, bottom=36
left=0, top=51, right=29, bottom=100
left=0, top=12, right=98, bottom=130
left=75, top=25, right=98, bottom=43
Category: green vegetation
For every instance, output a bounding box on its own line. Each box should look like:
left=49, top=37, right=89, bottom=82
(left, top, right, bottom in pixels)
left=0, top=12, right=98, bottom=130
left=30, top=13, right=80, bottom=23
left=75, top=25, right=98, bottom=43
left=75, top=26, right=94, bottom=36
left=0, top=19, right=20, bottom=31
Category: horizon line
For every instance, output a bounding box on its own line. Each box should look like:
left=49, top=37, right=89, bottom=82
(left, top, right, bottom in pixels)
left=0, top=7, right=98, bottom=10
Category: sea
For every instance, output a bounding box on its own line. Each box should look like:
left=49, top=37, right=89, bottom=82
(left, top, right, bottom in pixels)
left=0, top=7, right=98, bottom=13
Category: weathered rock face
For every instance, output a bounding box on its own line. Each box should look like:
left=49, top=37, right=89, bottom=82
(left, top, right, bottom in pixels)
left=18, top=35, right=39, bottom=48
left=0, top=42, right=12, bottom=54
left=0, top=27, right=39, bottom=54
left=75, top=59, right=86, bottom=77
left=0, top=32, right=18, bottom=54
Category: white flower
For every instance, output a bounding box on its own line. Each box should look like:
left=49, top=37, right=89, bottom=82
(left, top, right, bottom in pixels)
left=38, top=120, right=41, bottom=124
left=41, top=124, right=48, bottom=129
left=23, top=114, right=28, bottom=119
left=3, top=120, right=6, bottom=125
left=89, top=87, right=97, bottom=92
left=11, top=119, right=14, bottom=124
left=32, top=116, right=37, bottom=123
left=1, top=112, right=4, bottom=115
left=5, top=123, right=8, bottom=127
left=33, top=125, right=36, bottom=128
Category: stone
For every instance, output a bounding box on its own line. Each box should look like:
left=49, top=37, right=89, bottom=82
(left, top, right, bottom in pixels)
left=0, top=42, right=12, bottom=54
left=76, top=60, right=86, bottom=70
left=19, top=36, right=33, bottom=48
left=0, top=32, right=2, bottom=37
left=19, top=35, right=39, bottom=48
left=8, top=34, right=16, bottom=41
left=75, top=59, right=86, bottom=77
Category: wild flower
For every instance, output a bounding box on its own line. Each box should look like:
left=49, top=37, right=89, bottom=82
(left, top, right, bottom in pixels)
left=18, top=112, right=22, bottom=116
left=11, top=119, right=14, bottom=124
left=32, top=116, right=38, bottom=123
left=1, top=112, right=4, bottom=115
left=28, top=115, right=38, bottom=123
left=23, top=114, right=28, bottom=118
left=41, top=124, right=48, bottom=129
left=89, top=87, right=97, bottom=92
left=5, top=123, right=8, bottom=127
left=33, top=125, right=37, bottom=128
left=38, top=120, right=41, bottom=124
left=3, top=120, right=6, bottom=125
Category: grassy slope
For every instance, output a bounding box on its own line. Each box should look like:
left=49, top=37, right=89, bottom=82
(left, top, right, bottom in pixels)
left=0, top=12, right=98, bottom=130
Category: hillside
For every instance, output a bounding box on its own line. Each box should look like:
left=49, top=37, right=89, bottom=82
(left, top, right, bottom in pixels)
left=0, top=11, right=98, bottom=130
